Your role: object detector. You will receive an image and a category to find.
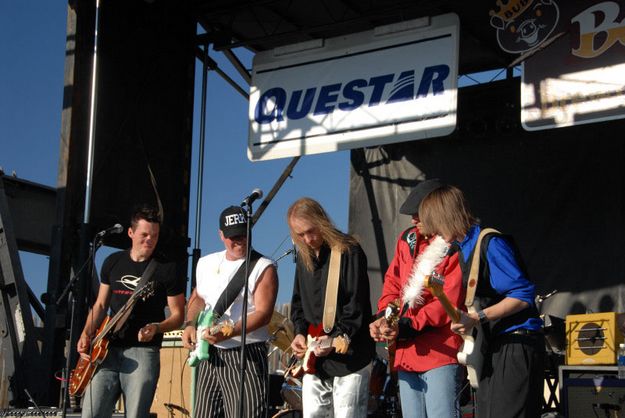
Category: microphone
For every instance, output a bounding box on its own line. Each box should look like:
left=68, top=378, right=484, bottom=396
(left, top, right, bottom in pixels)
left=95, top=223, right=124, bottom=238
left=275, top=248, right=294, bottom=263
left=241, top=188, right=263, bottom=206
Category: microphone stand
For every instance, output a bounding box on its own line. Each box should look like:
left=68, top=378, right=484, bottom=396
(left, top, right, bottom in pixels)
left=237, top=202, right=255, bottom=418
left=56, top=236, right=101, bottom=418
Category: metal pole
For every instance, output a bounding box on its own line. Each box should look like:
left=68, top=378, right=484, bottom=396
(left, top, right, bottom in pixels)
left=190, top=42, right=210, bottom=417
left=237, top=203, right=254, bottom=418
left=193, top=43, right=209, bottom=252
left=83, top=0, right=101, bottom=224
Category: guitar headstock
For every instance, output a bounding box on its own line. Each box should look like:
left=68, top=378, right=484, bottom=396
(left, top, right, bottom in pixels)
left=424, top=272, right=445, bottom=292
left=220, top=319, right=234, bottom=337
left=384, top=299, right=401, bottom=327
left=138, top=281, right=156, bottom=300
left=333, top=334, right=350, bottom=354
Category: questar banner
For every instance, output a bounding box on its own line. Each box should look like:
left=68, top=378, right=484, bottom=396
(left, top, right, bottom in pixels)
left=248, top=14, right=459, bottom=161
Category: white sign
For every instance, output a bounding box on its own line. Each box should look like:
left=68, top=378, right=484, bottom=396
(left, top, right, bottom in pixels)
left=248, top=14, right=460, bottom=161
left=521, top=1, right=625, bottom=130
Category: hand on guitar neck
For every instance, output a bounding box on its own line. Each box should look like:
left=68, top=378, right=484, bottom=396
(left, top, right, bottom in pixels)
left=289, top=325, right=350, bottom=376
left=369, top=299, right=401, bottom=343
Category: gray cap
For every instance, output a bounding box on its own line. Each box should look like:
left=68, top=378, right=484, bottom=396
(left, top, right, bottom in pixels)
left=399, top=179, right=445, bottom=215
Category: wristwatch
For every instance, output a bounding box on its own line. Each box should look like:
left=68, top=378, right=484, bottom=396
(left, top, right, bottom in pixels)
left=476, top=309, right=488, bottom=324
left=183, top=320, right=196, bottom=328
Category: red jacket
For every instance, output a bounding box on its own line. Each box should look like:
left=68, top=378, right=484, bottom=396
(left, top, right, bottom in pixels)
left=377, top=227, right=465, bottom=372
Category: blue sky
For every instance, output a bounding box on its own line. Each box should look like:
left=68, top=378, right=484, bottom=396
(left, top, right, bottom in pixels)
left=1, top=2, right=350, bottom=308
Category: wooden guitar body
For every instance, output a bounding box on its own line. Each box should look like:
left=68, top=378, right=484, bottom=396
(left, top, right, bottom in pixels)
left=69, top=317, right=111, bottom=396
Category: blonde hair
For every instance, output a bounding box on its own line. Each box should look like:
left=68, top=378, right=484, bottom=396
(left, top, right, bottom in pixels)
left=418, top=185, right=476, bottom=241
left=287, top=197, right=357, bottom=271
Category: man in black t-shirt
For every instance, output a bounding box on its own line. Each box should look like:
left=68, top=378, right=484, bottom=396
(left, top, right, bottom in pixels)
left=77, top=205, right=185, bottom=418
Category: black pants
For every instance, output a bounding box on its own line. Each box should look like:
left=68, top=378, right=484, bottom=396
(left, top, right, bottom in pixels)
left=194, top=342, right=269, bottom=418
left=476, top=333, right=545, bottom=418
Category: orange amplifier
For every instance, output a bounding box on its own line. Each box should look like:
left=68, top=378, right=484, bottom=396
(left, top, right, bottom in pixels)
left=566, top=312, right=624, bottom=365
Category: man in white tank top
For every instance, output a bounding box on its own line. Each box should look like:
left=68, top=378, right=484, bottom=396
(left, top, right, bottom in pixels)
left=182, top=205, right=278, bottom=418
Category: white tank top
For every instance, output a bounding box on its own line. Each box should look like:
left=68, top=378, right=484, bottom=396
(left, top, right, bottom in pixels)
left=195, top=249, right=275, bottom=349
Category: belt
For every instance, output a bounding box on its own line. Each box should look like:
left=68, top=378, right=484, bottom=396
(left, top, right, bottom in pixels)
left=507, top=328, right=543, bottom=336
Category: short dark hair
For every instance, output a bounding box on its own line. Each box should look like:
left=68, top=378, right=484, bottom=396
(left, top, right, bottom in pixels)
left=130, top=204, right=161, bottom=230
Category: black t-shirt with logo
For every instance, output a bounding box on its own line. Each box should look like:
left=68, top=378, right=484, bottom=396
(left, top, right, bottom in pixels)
left=100, top=250, right=184, bottom=347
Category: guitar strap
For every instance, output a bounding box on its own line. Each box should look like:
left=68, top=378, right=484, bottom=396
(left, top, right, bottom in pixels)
left=213, top=250, right=262, bottom=317
left=113, top=257, right=159, bottom=334
left=464, top=228, right=500, bottom=308
left=322, top=246, right=342, bottom=334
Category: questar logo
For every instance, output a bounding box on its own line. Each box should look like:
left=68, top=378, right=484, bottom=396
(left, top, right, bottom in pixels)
left=119, top=274, right=141, bottom=290
left=253, top=65, right=450, bottom=125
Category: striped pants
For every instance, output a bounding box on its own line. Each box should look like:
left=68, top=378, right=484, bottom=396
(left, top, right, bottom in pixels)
left=194, top=342, right=268, bottom=418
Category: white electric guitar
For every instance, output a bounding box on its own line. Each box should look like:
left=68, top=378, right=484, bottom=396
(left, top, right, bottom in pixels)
left=424, top=274, right=483, bottom=389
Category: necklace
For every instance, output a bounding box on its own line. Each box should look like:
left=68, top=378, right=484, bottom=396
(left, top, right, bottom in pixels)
left=216, top=254, right=226, bottom=275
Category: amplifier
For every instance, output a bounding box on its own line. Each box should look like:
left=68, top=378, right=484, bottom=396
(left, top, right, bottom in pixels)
left=560, top=366, right=625, bottom=418
left=566, top=312, right=624, bottom=365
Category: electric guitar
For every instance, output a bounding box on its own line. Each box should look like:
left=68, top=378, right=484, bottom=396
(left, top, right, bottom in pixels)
left=187, top=309, right=234, bottom=367
left=69, top=281, right=156, bottom=396
left=383, top=299, right=401, bottom=371
left=424, top=273, right=483, bottom=389
left=289, top=323, right=350, bottom=376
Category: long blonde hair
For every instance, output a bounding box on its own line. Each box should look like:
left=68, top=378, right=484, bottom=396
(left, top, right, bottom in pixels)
left=287, top=197, right=357, bottom=271
left=418, top=185, right=476, bottom=241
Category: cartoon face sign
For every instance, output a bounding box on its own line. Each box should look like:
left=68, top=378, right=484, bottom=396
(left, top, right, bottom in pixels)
left=490, top=0, right=560, bottom=54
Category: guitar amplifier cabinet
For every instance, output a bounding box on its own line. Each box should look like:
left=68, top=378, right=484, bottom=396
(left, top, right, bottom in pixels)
left=560, top=365, right=625, bottom=418
left=566, top=312, right=624, bottom=365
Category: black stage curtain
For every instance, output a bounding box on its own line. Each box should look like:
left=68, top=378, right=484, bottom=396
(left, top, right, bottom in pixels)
left=89, top=0, right=195, bottom=268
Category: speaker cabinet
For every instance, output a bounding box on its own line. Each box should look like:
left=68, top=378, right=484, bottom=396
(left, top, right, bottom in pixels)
left=566, top=312, right=624, bottom=365
left=150, top=344, right=192, bottom=417
left=560, top=366, right=625, bottom=418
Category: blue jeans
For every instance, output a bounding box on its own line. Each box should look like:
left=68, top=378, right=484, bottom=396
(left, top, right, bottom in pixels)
left=398, top=364, right=462, bottom=418
left=81, top=346, right=160, bottom=418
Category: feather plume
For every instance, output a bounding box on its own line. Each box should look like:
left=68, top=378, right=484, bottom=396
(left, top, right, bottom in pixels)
left=403, top=235, right=450, bottom=307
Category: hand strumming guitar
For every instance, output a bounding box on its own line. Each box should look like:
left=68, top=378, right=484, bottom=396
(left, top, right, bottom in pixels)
left=291, top=334, right=307, bottom=359
left=77, top=332, right=93, bottom=360
left=181, top=324, right=196, bottom=349
left=138, top=322, right=160, bottom=342
left=450, top=310, right=478, bottom=336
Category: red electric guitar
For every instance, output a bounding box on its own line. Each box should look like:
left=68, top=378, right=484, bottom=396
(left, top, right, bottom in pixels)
left=289, top=323, right=350, bottom=376
left=69, top=281, right=155, bottom=396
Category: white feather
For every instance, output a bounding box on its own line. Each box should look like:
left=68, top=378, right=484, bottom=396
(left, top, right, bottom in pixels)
left=403, top=235, right=450, bottom=307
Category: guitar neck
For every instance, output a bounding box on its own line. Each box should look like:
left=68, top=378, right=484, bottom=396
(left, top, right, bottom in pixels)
left=425, top=276, right=461, bottom=323
left=93, top=295, right=141, bottom=344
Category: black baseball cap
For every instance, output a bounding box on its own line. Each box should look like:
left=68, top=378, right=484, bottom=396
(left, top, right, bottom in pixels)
left=219, top=206, right=247, bottom=238
left=399, top=179, right=445, bottom=215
